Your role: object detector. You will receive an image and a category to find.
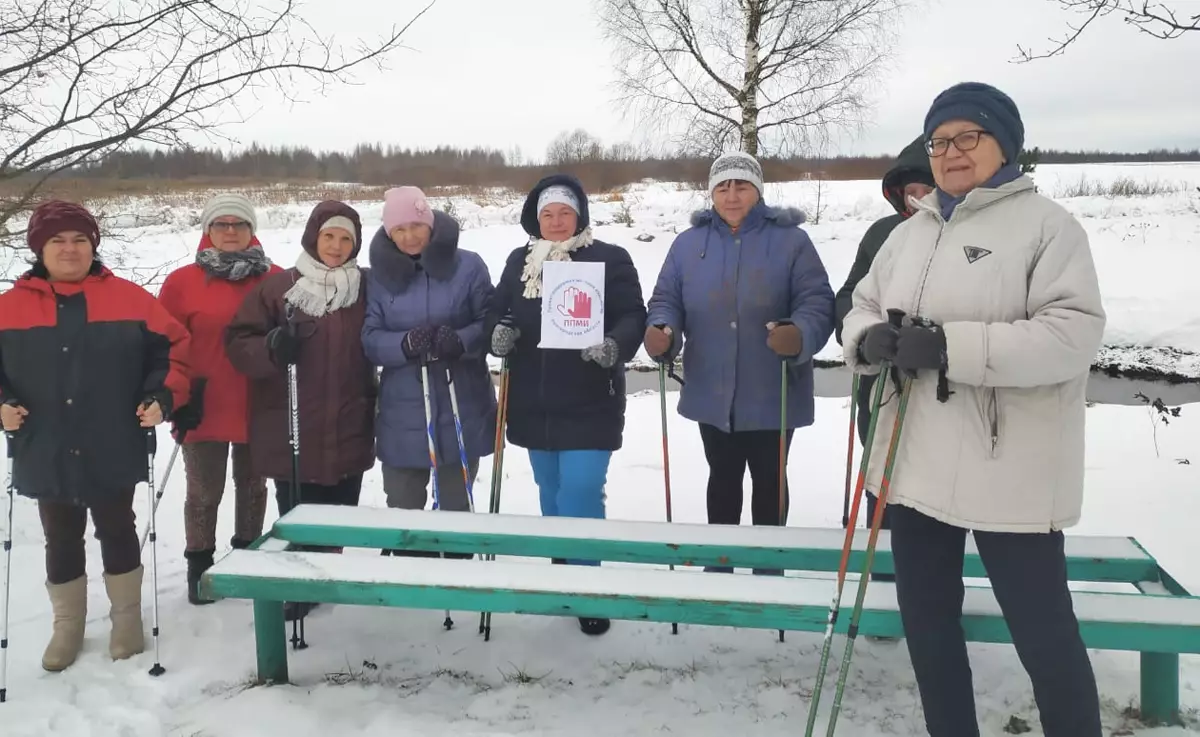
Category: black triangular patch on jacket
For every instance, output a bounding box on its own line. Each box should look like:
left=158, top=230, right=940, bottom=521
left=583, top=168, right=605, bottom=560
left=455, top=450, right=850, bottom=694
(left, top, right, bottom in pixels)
left=963, top=246, right=992, bottom=264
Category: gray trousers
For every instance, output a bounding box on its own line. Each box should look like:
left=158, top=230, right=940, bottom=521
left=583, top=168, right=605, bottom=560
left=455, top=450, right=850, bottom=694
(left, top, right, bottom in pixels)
left=382, top=458, right=480, bottom=512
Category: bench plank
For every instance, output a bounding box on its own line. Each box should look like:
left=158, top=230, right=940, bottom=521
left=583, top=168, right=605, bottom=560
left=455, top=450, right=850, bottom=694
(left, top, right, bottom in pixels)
left=272, top=506, right=1158, bottom=583
left=203, top=550, right=1200, bottom=655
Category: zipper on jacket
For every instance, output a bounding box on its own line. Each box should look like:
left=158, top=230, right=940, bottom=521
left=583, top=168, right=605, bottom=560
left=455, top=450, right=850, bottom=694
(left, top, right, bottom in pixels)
left=913, top=220, right=945, bottom=315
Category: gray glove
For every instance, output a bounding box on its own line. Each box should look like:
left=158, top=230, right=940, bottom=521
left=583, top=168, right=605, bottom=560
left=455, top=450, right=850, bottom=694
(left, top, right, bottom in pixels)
left=491, top=323, right=520, bottom=357
left=581, top=337, right=620, bottom=369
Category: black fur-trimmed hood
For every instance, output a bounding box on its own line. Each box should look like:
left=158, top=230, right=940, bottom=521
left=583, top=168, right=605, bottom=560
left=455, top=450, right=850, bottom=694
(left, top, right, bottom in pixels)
left=689, top=204, right=807, bottom=229
left=368, top=209, right=460, bottom=294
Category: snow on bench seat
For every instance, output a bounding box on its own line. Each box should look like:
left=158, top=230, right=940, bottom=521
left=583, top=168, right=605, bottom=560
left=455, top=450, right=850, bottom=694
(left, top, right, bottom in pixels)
left=270, top=505, right=1158, bottom=583
left=203, top=549, right=1200, bottom=655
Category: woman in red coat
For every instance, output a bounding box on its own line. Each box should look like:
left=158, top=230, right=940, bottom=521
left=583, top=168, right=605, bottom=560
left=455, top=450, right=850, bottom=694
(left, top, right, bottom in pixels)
left=159, top=194, right=281, bottom=605
left=0, top=201, right=190, bottom=671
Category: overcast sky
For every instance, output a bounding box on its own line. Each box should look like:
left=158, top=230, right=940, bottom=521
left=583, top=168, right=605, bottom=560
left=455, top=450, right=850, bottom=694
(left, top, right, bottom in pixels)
left=218, top=0, right=1200, bottom=160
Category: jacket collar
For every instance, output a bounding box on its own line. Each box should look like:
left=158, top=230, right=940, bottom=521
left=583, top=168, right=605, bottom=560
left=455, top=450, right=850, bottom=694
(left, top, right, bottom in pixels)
left=689, top=202, right=807, bottom=234
left=368, top=210, right=460, bottom=295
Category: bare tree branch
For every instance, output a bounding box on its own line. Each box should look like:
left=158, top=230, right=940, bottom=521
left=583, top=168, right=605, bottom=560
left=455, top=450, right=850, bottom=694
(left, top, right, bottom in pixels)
left=596, top=0, right=903, bottom=157
left=1, top=0, right=436, bottom=282
left=1015, top=0, right=1198, bottom=61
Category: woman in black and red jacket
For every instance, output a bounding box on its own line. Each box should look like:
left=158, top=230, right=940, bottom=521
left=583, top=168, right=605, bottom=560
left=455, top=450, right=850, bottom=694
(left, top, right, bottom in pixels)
left=0, top=200, right=191, bottom=673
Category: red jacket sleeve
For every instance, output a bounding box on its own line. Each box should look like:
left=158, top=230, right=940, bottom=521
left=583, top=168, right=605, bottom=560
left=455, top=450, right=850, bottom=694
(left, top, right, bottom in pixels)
left=141, top=289, right=192, bottom=416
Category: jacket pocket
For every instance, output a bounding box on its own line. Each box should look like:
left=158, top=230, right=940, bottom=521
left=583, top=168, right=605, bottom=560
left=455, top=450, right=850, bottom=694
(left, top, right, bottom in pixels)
left=974, top=387, right=1003, bottom=459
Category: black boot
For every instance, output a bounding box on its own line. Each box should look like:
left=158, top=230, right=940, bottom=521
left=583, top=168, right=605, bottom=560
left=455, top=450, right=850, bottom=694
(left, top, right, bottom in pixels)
left=230, top=537, right=253, bottom=550
left=283, top=601, right=319, bottom=621
left=185, top=549, right=216, bottom=606
left=578, top=617, right=611, bottom=636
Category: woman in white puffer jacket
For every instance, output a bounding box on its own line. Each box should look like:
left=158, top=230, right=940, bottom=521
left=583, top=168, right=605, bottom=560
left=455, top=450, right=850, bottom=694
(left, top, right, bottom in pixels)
left=841, top=82, right=1105, bottom=737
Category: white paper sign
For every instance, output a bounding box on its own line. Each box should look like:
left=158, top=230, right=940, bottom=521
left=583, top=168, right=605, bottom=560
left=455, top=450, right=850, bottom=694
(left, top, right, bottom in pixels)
left=538, top=260, right=606, bottom=350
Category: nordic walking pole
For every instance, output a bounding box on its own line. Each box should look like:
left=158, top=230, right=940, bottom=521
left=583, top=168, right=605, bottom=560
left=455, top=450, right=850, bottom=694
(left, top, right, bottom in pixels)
left=804, top=308, right=904, bottom=737
left=445, top=367, right=476, bottom=513
left=144, top=425, right=166, bottom=677
left=803, top=365, right=891, bottom=734
left=777, top=356, right=788, bottom=644
left=657, top=362, right=678, bottom=636
left=824, top=313, right=913, bottom=737
left=286, top=357, right=308, bottom=651
left=418, top=360, right=454, bottom=631
left=139, top=440, right=182, bottom=553
left=842, top=373, right=860, bottom=529
left=1, top=433, right=15, bottom=702
left=480, top=359, right=509, bottom=641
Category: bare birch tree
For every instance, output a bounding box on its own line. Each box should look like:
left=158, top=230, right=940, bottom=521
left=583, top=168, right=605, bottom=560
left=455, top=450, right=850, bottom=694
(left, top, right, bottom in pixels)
left=0, top=0, right=436, bottom=285
left=596, top=0, right=904, bottom=157
left=1016, top=1, right=1198, bottom=61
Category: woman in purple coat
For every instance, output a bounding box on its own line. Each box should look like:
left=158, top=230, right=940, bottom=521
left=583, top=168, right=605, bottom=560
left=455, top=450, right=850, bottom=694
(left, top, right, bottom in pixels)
left=362, top=187, right=497, bottom=555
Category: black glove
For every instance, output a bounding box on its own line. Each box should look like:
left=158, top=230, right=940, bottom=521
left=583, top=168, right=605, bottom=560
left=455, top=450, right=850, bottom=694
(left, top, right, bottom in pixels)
left=858, top=321, right=900, bottom=365
left=432, top=325, right=464, bottom=362
left=172, top=378, right=208, bottom=434
left=266, top=325, right=301, bottom=366
left=402, top=325, right=437, bottom=361
left=893, top=323, right=947, bottom=373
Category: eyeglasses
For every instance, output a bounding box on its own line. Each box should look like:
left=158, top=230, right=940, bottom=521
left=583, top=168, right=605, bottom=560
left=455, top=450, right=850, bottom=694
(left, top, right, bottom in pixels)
left=925, top=130, right=991, bottom=157
left=209, top=221, right=251, bottom=232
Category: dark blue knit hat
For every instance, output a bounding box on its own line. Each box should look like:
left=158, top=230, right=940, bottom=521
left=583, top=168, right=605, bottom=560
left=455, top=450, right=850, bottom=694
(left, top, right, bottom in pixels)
left=923, top=82, right=1024, bottom=164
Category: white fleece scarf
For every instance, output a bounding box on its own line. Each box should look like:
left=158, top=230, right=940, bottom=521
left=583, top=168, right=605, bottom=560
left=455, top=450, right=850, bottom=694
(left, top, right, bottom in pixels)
left=520, top=226, right=594, bottom=299
left=284, top=250, right=362, bottom=318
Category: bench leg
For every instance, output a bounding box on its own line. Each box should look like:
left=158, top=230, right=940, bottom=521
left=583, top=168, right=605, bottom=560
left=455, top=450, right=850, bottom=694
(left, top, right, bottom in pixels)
left=1139, top=652, right=1180, bottom=726
left=253, top=600, right=289, bottom=684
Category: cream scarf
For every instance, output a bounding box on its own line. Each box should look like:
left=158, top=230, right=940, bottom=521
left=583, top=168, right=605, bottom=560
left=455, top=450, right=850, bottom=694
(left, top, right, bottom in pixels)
left=519, top=226, right=594, bottom=299
left=284, top=250, right=362, bottom=318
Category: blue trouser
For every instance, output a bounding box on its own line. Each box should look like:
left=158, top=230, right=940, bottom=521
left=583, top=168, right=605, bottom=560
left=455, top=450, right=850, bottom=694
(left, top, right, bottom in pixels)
left=527, top=449, right=611, bottom=566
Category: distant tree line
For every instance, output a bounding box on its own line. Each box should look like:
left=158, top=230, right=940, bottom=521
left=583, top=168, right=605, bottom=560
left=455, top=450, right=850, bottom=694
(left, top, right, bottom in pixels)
left=29, top=129, right=1200, bottom=194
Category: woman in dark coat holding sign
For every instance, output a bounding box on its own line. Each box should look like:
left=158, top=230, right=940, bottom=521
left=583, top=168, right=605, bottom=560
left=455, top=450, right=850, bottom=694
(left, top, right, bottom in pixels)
left=485, top=174, right=646, bottom=636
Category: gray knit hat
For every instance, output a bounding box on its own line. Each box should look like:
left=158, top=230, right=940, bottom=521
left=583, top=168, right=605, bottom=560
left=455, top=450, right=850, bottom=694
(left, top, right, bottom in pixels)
left=709, top=151, right=764, bottom=193
left=200, top=193, right=257, bottom=234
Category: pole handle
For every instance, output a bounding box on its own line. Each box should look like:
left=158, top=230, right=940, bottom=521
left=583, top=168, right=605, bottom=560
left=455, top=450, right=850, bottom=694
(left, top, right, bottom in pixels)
left=886, top=308, right=906, bottom=328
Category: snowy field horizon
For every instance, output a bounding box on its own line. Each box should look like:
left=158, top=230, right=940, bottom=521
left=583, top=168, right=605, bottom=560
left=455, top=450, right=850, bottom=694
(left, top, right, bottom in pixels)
left=4, top=161, right=1199, bottom=385
left=2, top=161, right=1200, bottom=736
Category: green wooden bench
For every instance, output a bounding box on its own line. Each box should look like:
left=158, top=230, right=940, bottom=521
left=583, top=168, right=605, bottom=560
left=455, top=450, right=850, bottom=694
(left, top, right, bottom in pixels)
left=201, top=505, right=1200, bottom=725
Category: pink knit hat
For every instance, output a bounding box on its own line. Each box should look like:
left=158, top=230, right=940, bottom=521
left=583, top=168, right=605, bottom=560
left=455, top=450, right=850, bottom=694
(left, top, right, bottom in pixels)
left=382, top=186, right=435, bottom=232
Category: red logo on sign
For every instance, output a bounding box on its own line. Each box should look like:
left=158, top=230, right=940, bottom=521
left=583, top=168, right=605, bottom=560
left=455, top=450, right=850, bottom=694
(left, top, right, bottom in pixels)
left=556, top=286, right=592, bottom=320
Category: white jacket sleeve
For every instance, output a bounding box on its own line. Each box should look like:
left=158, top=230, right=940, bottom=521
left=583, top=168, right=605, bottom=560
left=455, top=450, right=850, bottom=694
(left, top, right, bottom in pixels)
left=840, top=230, right=902, bottom=376
left=942, top=210, right=1105, bottom=388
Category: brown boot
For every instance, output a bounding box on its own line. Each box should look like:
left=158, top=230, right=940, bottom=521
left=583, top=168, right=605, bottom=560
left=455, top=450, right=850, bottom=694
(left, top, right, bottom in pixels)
left=103, top=566, right=145, bottom=660
left=42, top=576, right=87, bottom=672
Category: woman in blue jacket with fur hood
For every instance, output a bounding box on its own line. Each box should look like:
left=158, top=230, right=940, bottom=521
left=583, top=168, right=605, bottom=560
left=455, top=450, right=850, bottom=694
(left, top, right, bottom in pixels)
left=645, top=152, right=835, bottom=568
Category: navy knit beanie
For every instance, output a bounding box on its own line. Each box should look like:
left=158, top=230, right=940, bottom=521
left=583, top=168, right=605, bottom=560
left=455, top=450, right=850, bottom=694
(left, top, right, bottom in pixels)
left=923, top=82, right=1024, bottom=164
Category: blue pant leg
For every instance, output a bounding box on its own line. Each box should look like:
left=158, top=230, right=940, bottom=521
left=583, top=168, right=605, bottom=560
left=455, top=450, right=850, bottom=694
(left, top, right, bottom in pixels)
left=555, top=450, right=612, bottom=566
left=527, top=449, right=561, bottom=517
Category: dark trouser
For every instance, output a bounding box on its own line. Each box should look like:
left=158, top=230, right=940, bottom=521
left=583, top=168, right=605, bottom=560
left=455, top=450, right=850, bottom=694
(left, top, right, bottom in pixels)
left=855, top=374, right=893, bottom=581
left=182, top=441, right=268, bottom=551
left=889, top=504, right=1102, bottom=737
left=274, top=473, right=363, bottom=517
left=38, top=490, right=140, bottom=585
left=699, top=423, right=794, bottom=526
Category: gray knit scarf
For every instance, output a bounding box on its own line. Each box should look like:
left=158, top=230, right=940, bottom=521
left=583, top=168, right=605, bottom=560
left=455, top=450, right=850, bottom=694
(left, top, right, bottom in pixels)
left=196, top=245, right=272, bottom=281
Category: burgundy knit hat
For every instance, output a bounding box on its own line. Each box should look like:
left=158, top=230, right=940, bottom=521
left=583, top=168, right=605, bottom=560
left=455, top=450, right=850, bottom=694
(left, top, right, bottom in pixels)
left=27, top=200, right=100, bottom=256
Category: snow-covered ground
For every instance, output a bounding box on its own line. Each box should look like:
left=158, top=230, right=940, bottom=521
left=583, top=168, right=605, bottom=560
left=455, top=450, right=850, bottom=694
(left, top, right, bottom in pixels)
left=5, top=161, right=1195, bottom=378
left=2, top=392, right=1198, bottom=736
